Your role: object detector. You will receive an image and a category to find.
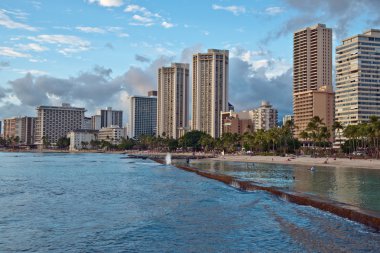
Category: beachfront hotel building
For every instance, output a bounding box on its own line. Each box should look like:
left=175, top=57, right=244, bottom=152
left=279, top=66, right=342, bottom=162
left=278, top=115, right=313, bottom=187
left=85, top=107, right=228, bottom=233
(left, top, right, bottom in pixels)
left=335, top=29, right=380, bottom=129
left=293, top=24, right=335, bottom=138
left=157, top=63, right=189, bottom=139
left=2, top=116, right=36, bottom=145
left=98, top=125, right=124, bottom=145
left=192, top=49, right=229, bottom=138
left=128, top=92, right=157, bottom=138
left=67, top=129, right=98, bottom=151
left=34, top=103, right=85, bottom=146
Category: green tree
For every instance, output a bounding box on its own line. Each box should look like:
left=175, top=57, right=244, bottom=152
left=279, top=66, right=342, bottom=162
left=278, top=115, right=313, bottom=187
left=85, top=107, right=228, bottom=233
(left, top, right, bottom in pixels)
left=42, top=136, right=50, bottom=149
left=57, top=137, right=70, bottom=149
left=178, top=130, right=205, bottom=151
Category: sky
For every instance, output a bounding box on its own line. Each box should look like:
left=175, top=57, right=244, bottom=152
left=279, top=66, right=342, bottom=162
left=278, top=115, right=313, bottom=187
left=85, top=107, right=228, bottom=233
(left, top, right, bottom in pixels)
left=1, top=0, right=380, bottom=123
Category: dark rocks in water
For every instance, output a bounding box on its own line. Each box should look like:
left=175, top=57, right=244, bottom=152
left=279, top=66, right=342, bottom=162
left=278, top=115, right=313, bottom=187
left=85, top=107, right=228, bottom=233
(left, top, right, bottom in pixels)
left=121, top=155, right=148, bottom=160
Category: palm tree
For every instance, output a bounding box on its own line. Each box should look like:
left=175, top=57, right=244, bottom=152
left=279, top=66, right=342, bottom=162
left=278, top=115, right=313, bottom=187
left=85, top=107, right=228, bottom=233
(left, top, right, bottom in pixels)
left=332, top=121, right=344, bottom=149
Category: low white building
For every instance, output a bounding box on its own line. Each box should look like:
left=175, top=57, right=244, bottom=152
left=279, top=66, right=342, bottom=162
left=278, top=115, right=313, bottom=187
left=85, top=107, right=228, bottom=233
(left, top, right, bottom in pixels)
left=67, top=129, right=98, bottom=151
left=98, top=125, right=124, bottom=144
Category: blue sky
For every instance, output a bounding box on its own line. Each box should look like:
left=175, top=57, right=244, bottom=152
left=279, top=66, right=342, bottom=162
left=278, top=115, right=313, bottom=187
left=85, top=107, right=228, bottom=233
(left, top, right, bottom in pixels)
left=1, top=0, right=380, bottom=122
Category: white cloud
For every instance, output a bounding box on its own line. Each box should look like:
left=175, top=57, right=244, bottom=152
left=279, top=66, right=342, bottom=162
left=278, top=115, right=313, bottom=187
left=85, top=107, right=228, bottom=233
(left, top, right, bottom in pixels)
left=124, top=4, right=174, bottom=28
left=161, top=21, right=174, bottom=28
left=76, top=26, right=106, bottom=33
left=265, top=7, right=285, bottom=15
left=87, top=0, right=123, bottom=7
left=17, top=43, right=48, bottom=52
left=27, top=35, right=91, bottom=55
left=228, top=46, right=290, bottom=79
left=132, top=14, right=153, bottom=23
left=0, top=47, right=31, bottom=58
left=0, top=9, right=37, bottom=31
left=212, top=4, right=246, bottom=16
left=124, top=4, right=160, bottom=18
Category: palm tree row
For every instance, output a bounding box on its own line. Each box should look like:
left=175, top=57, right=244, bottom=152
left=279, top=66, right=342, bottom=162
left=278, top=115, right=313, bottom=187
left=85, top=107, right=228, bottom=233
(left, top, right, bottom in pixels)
left=342, top=115, right=380, bottom=158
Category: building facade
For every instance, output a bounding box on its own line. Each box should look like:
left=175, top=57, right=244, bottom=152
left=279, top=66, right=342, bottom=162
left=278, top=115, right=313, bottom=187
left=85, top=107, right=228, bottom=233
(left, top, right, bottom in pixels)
left=221, top=111, right=254, bottom=135
left=98, top=126, right=124, bottom=145
left=67, top=129, right=98, bottom=151
left=100, top=107, right=123, bottom=128
left=282, top=115, right=294, bottom=126
left=336, top=29, right=380, bottom=127
left=293, top=86, right=335, bottom=138
left=91, top=115, right=101, bottom=130
left=293, top=24, right=334, bottom=138
left=129, top=93, right=157, bottom=138
left=192, top=49, right=229, bottom=138
left=35, top=103, right=85, bottom=145
left=2, top=116, right=36, bottom=145
left=83, top=117, right=92, bottom=129
left=251, top=101, right=278, bottom=131
left=157, top=63, right=189, bottom=139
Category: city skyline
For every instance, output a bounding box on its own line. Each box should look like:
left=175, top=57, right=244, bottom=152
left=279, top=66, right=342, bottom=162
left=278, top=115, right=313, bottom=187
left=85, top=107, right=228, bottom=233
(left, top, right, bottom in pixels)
left=2, top=1, right=380, bottom=121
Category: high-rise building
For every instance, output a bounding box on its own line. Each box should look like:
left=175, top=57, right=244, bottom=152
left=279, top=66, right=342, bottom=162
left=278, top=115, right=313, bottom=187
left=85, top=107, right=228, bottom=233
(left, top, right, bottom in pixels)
left=252, top=101, right=278, bottom=131
left=91, top=115, right=101, bottom=130
left=293, top=24, right=334, bottom=138
left=148, top=90, right=158, bottom=97
left=2, top=116, right=36, bottom=145
left=100, top=107, right=123, bottom=128
left=192, top=49, right=229, bottom=138
left=282, top=115, right=294, bottom=126
left=129, top=92, right=157, bottom=138
left=157, top=63, right=189, bottom=139
left=83, top=117, right=92, bottom=129
left=35, top=103, right=85, bottom=145
left=336, top=29, right=380, bottom=127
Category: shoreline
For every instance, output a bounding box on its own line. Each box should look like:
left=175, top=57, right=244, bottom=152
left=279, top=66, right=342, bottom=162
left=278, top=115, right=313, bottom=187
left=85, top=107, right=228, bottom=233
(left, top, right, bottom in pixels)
left=2, top=148, right=380, bottom=170
left=210, top=155, right=380, bottom=170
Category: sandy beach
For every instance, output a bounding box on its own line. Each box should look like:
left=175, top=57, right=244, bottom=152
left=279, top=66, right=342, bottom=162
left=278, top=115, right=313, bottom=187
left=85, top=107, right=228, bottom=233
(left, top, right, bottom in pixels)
left=211, top=155, right=380, bottom=170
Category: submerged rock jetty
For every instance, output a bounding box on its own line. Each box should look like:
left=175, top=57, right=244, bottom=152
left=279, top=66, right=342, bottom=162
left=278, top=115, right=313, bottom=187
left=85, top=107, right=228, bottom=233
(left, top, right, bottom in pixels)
left=152, top=158, right=380, bottom=231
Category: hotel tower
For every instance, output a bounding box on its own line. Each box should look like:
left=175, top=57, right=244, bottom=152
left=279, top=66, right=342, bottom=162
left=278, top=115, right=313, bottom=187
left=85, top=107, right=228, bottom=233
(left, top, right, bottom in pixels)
left=192, top=49, right=229, bottom=138
left=336, top=29, right=380, bottom=128
left=157, top=63, right=189, bottom=139
left=293, top=24, right=335, bottom=138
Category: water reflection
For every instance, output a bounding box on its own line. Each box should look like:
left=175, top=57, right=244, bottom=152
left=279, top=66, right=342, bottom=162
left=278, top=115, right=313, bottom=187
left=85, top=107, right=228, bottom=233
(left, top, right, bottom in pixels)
left=180, top=160, right=380, bottom=212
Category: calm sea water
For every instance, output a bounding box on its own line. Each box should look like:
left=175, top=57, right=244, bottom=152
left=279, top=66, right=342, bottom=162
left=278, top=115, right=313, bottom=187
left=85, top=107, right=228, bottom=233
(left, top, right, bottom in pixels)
left=1, top=152, right=380, bottom=252
left=185, top=159, right=380, bottom=212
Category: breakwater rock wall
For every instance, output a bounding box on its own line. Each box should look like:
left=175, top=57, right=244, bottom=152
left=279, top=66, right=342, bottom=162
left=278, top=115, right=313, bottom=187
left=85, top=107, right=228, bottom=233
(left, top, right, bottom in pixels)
left=152, top=158, right=380, bottom=231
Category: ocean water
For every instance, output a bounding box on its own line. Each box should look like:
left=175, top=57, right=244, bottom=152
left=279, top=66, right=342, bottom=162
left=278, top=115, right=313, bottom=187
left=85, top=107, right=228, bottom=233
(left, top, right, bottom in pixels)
left=0, top=152, right=379, bottom=252
left=185, top=159, right=380, bottom=212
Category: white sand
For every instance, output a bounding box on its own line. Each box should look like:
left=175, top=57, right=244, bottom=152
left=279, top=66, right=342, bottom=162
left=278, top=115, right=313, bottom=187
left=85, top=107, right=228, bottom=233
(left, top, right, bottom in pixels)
left=211, top=155, right=380, bottom=169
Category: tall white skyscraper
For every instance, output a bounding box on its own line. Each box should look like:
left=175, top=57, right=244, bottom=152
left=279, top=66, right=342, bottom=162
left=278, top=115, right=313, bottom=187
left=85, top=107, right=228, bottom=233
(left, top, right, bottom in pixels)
left=157, top=63, right=189, bottom=139
left=192, top=49, right=229, bottom=138
left=336, top=29, right=380, bottom=126
left=128, top=92, right=157, bottom=138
